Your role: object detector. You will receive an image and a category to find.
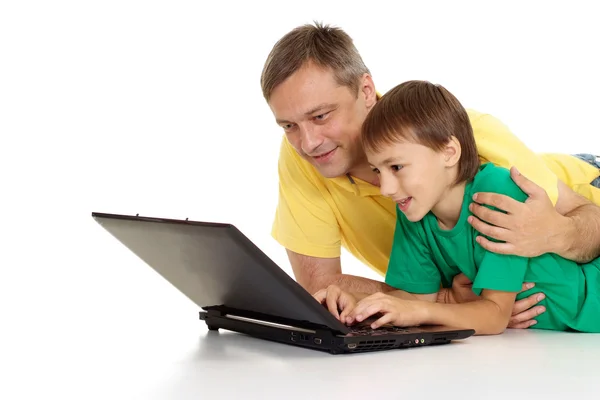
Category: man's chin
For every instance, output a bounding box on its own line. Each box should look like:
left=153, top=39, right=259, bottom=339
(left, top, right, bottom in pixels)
left=310, top=162, right=349, bottom=179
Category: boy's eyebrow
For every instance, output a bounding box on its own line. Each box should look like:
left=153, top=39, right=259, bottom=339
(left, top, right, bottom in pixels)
left=381, top=156, right=404, bottom=164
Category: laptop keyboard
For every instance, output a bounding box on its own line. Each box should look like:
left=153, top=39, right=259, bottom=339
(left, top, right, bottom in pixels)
left=348, top=325, right=410, bottom=336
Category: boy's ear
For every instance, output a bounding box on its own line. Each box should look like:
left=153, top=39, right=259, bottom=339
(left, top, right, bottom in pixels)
left=443, top=136, right=461, bottom=167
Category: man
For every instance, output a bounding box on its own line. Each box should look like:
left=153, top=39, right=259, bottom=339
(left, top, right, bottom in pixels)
left=260, top=22, right=600, bottom=328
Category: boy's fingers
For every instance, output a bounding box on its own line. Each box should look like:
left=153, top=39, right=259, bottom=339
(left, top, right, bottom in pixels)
left=371, top=313, right=393, bottom=329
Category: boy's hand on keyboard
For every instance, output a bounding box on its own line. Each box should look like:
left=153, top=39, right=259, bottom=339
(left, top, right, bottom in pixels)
left=346, top=293, right=426, bottom=329
left=313, top=284, right=357, bottom=322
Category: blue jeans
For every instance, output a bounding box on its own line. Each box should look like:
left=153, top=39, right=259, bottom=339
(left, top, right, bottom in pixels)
left=573, top=153, right=600, bottom=188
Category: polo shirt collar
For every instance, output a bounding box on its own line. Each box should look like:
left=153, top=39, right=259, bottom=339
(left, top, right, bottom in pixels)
left=330, top=174, right=382, bottom=197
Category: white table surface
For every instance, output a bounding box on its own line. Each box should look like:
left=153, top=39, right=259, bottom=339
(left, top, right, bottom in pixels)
left=3, top=222, right=600, bottom=400
left=6, top=310, right=600, bottom=400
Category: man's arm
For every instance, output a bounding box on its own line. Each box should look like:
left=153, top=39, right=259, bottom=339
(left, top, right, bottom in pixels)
left=286, top=249, right=391, bottom=296
left=551, top=180, right=600, bottom=262
left=469, top=167, right=600, bottom=263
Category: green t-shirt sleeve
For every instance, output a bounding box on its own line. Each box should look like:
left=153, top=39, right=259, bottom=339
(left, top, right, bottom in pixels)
left=470, top=163, right=530, bottom=295
left=472, top=251, right=528, bottom=295
left=385, top=207, right=441, bottom=294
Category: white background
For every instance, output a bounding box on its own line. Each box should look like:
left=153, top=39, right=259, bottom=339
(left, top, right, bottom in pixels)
left=1, top=0, right=599, bottom=398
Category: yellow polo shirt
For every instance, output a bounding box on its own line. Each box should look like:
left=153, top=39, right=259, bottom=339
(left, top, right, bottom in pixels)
left=271, top=109, right=600, bottom=276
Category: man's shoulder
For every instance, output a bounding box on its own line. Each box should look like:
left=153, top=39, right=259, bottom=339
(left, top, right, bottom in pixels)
left=277, top=135, right=324, bottom=184
left=471, top=163, right=528, bottom=203
left=465, top=108, right=505, bottom=132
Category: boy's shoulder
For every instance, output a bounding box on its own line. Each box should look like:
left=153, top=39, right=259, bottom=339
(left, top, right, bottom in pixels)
left=471, top=163, right=528, bottom=204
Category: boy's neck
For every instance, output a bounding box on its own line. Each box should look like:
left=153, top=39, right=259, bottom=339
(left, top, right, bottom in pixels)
left=431, top=180, right=467, bottom=230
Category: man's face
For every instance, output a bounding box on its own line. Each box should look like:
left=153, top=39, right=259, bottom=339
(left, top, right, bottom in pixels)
left=268, top=63, right=376, bottom=178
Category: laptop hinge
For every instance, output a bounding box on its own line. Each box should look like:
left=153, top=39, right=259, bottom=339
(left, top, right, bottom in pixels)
left=198, top=305, right=344, bottom=334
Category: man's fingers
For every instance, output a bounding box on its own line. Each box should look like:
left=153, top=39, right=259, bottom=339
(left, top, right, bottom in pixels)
left=510, top=167, right=543, bottom=198
left=519, top=282, right=535, bottom=293
left=509, top=305, right=545, bottom=325
left=325, top=292, right=340, bottom=319
left=339, top=300, right=355, bottom=322
left=511, top=292, right=546, bottom=316
left=313, top=289, right=326, bottom=304
left=468, top=215, right=512, bottom=242
left=469, top=203, right=511, bottom=229
left=508, top=319, right=538, bottom=329
left=474, top=235, right=515, bottom=255
left=471, top=192, right=520, bottom=215
left=453, top=273, right=473, bottom=286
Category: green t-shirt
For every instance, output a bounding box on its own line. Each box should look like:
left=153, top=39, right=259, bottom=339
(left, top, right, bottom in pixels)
left=385, top=163, right=600, bottom=332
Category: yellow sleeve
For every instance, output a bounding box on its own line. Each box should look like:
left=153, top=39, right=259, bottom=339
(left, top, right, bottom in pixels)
left=271, top=136, right=341, bottom=258
left=468, top=109, right=559, bottom=205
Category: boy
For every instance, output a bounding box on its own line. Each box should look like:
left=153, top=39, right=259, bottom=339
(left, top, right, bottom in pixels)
left=315, top=80, right=600, bottom=335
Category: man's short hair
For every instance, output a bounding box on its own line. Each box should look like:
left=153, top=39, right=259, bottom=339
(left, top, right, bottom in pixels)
left=260, top=22, right=370, bottom=102
left=361, top=80, right=480, bottom=184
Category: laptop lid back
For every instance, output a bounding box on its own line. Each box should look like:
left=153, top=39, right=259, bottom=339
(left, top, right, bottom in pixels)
left=92, top=212, right=350, bottom=333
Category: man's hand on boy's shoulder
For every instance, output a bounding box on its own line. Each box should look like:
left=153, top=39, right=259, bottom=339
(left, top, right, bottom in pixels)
left=468, top=167, right=561, bottom=258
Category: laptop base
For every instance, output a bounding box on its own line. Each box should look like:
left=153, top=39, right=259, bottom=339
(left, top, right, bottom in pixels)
left=199, top=309, right=465, bottom=355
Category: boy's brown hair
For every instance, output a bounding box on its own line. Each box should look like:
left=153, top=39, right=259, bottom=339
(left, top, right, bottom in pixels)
left=260, top=22, right=370, bottom=102
left=361, top=80, right=480, bottom=184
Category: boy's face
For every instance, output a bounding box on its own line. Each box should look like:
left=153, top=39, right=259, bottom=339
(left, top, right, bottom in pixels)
left=366, top=140, right=453, bottom=222
left=268, top=62, right=377, bottom=178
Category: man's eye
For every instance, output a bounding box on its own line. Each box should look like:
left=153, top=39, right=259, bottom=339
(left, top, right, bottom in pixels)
left=314, top=112, right=329, bottom=121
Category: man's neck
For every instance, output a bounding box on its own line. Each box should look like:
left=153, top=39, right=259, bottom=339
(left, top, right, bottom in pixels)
left=347, top=162, right=379, bottom=186
left=431, top=180, right=467, bottom=230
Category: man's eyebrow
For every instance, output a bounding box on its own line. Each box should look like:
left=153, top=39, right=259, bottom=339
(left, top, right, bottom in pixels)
left=275, top=103, right=337, bottom=125
left=304, top=103, right=337, bottom=116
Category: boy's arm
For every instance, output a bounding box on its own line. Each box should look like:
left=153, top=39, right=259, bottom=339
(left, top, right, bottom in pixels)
left=348, top=289, right=516, bottom=334
left=421, top=290, right=517, bottom=335
left=386, top=289, right=438, bottom=303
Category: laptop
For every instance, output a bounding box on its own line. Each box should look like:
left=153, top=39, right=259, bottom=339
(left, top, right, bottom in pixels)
left=91, top=212, right=475, bottom=354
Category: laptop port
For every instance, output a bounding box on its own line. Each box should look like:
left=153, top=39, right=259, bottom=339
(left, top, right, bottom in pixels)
left=314, top=338, right=322, bottom=345
left=347, top=343, right=357, bottom=349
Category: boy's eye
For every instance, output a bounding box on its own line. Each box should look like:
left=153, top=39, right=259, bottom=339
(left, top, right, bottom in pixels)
left=391, top=165, right=403, bottom=171
left=371, top=167, right=380, bottom=173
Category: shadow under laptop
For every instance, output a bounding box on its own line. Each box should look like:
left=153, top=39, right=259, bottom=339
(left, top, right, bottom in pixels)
left=194, top=330, right=333, bottom=360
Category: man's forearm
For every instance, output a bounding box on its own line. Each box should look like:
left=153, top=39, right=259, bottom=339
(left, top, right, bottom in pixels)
left=554, top=204, right=600, bottom=263
left=308, top=273, right=393, bottom=298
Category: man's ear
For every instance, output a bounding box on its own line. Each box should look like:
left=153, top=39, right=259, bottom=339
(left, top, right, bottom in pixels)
left=443, top=136, right=461, bottom=167
left=360, top=73, right=377, bottom=108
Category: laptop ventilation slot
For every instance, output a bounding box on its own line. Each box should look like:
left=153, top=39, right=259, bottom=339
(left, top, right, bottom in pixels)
left=352, top=339, right=397, bottom=352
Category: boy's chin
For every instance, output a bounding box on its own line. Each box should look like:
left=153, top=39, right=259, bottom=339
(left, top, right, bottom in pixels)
left=402, top=210, right=427, bottom=223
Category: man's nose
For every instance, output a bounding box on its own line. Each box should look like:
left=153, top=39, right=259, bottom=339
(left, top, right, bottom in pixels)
left=300, top=125, right=324, bottom=154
